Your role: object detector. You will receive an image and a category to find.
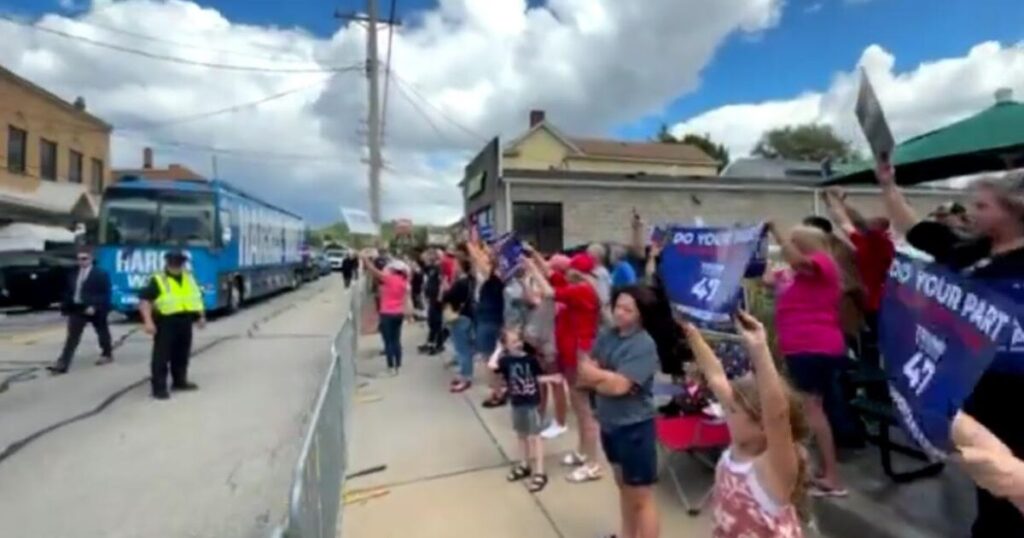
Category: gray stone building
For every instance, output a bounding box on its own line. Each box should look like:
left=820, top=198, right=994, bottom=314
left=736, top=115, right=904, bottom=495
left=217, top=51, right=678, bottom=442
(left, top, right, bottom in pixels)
left=464, top=166, right=959, bottom=252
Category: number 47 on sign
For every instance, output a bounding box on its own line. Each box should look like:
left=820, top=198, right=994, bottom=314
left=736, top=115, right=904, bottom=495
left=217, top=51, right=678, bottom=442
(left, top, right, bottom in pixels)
left=903, top=352, right=937, bottom=396
left=691, top=277, right=721, bottom=302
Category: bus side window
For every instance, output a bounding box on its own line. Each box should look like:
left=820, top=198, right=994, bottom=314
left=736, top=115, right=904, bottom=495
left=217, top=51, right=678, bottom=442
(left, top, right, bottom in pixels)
left=218, top=209, right=233, bottom=249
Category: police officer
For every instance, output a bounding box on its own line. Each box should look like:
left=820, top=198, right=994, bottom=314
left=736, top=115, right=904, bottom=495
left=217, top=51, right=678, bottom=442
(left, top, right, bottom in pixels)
left=138, top=251, right=206, bottom=400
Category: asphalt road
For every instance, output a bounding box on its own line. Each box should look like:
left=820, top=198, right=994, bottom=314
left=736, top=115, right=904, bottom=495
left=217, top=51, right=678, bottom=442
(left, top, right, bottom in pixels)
left=0, top=275, right=351, bottom=538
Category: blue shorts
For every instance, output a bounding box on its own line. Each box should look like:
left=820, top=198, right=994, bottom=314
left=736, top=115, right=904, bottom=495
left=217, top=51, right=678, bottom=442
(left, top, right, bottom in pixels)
left=600, top=419, right=658, bottom=487
left=785, top=353, right=845, bottom=396
left=474, top=320, right=501, bottom=355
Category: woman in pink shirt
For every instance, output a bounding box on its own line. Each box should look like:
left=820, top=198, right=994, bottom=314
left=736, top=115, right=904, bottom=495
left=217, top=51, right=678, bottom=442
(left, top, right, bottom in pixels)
left=362, top=252, right=410, bottom=377
left=765, top=223, right=847, bottom=497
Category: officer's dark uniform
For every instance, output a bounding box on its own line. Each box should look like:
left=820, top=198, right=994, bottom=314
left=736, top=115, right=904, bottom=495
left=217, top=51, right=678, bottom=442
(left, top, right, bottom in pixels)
left=138, top=252, right=204, bottom=399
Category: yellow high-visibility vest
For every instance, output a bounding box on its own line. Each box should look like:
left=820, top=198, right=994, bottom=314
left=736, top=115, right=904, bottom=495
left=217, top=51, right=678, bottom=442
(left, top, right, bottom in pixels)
left=152, top=272, right=204, bottom=315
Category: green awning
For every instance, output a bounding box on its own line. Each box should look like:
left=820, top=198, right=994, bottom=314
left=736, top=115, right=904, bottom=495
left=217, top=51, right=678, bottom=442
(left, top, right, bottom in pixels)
left=825, top=95, right=1024, bottom=185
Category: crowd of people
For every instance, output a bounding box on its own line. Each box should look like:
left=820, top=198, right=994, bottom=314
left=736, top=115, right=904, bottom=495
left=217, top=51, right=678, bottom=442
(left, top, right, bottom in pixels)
left=360, top=164, right=1024, bottom=538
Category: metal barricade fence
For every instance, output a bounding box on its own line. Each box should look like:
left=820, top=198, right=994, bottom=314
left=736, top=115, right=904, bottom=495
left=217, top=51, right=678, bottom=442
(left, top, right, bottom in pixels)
left=272, top=278, right=364, bottom=538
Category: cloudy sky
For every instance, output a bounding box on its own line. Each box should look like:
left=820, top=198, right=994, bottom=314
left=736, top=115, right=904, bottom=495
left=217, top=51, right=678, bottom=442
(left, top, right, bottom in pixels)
left=1, top=0, right=1022, bottom=226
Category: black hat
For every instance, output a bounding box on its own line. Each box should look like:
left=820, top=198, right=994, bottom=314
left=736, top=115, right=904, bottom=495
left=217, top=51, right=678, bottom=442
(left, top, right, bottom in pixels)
left=165, top=250, right=188, bottom=263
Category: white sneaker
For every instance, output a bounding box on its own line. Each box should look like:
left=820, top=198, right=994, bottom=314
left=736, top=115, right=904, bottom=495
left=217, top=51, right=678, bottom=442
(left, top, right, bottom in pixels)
left=540, top=422, right=568, bottom=440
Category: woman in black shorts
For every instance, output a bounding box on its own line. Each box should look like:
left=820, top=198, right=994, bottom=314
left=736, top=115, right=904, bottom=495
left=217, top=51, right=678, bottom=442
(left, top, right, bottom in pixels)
left=577, top=286, right=661, bottom=538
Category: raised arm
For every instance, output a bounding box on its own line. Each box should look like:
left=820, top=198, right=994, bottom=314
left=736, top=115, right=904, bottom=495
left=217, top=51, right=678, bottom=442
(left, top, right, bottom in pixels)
left=736, top=311, right=799, bottom=502
left=678, top=320, right=734, bottom=407
left=629, top=210, right=645, bottom=258
left=524, top=257, right=554, bottom=298
left=644, top=241, right=662, bottom=285
left=876, top=162, right=920, bottom=235
left=823, top=190, right=857, bottom=236
left=465, top=240, right=493, bottom=276
left=767, top=222, right=815, bottom=272
left=360, top=252, right=385, bottom=281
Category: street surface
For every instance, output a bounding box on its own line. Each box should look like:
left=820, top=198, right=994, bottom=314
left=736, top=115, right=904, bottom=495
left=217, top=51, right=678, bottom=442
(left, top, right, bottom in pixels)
left=343, top=324, right=718, bottom=538
left=0, top=276, right=349, bottom=538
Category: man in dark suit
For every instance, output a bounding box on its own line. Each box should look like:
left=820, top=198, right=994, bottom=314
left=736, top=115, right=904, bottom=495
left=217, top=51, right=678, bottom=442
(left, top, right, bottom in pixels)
left=48, top=246, right=113, bottom=374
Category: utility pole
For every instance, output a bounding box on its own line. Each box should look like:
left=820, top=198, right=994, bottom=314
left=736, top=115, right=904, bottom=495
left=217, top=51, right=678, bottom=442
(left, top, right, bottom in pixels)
left=365, top=0, right=383, bottom=226
left=336, top=2, right=400, bottom=228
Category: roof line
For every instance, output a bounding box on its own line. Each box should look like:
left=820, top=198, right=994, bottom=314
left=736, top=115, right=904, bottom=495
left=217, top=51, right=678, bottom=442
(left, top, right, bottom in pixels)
left=0, top=64, right=112, bottom=131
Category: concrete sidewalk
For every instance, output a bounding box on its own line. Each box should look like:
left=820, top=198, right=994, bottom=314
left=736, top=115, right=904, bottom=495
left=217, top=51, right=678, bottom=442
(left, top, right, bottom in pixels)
left=342, top=323, right=714, bottom=538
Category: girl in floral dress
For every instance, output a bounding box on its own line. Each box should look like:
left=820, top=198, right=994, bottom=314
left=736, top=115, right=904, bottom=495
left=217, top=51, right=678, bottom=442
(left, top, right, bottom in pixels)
left=681, top=312, right=809, bottom=538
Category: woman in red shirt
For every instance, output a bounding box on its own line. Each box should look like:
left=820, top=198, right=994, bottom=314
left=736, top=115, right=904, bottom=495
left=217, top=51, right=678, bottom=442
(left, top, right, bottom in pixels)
left=555, top=253, right=603, bottom=483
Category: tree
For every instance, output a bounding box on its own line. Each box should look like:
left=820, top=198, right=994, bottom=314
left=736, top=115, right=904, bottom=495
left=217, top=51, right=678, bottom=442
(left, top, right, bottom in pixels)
left=752, top=123, right=855, bottom=162
left=656, top=125, right=731, bottom=170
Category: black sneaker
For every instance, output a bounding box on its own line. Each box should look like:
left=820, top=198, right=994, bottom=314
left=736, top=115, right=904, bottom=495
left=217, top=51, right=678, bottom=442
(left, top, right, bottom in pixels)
left=152, top=391, right=171, bottom=400
left=172, top=382, right=199, bottom=392
left=46, top=364, right=68, bottom=375
left=417, top=344, right=433, bottom=353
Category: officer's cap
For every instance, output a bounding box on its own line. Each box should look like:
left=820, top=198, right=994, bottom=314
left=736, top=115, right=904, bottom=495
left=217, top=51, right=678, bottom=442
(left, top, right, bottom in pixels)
left=165, top=251, right=188, bottom=263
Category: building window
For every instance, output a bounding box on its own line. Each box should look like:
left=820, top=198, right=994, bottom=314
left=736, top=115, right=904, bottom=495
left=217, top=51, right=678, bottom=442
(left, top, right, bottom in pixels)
left=90, top=158, right=104, bottom=193
left=513, top=202, right=563, bottom=254
left=69, top=150, right=83, bottom=184
left=39, top=138, right=57, bottom=180
left=6, top=126, right=26, bottom=174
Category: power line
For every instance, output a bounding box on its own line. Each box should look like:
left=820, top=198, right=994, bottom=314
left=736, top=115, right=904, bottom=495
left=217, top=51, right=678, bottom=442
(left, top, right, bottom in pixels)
left=380, top=0, right=398, bottom=138
left=118, top=74, right=344, bottom=130
left=0, top=15, right=357, bottom=74
left=389, top=77, right=460, bottom=148
left=111, top=133, right=352, bottom=163
left=386, top=69, right=489, bottom=143
left=0, top=70, right=353, bottom=135
left=57, top=16, right=340, bottom=64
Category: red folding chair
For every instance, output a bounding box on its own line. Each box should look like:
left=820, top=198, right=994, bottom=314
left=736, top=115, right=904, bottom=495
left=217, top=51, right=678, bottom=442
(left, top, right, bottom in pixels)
left=655, top=415, right=731, bottom=516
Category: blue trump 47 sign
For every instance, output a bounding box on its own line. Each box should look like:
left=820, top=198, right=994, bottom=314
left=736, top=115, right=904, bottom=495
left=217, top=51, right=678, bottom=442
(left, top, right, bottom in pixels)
left=881, top=254, right=1019, bottom=460
left=658, top=224, right=765, bottom=332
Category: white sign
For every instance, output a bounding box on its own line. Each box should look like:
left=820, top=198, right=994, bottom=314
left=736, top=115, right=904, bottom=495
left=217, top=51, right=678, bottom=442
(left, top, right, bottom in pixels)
left=855, top=70, right=896, bottom=163
left=342, top=207, right=380, bottom=236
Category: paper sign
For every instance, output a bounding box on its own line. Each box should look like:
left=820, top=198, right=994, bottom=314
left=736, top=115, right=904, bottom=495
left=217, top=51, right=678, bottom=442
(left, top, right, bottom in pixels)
left=881, top=254, right=1015, bottom=460
left=341, top=207, right=379, bottom=236
left=855, top=70, right=896, bottom=163
left=657, top=224, right=765, bottom=332
left=492, top=233, right=524, bottom=281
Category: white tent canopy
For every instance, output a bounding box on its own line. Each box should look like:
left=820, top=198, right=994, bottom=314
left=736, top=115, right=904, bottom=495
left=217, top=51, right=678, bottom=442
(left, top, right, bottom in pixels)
left=0, top=223, right=77, bottom=252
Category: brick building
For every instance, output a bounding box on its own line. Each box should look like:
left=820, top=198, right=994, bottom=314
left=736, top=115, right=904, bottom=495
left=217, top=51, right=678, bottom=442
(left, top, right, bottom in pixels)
left=0, top=64, right=111, bottom=225
left=463, top=112, right=958, bottom=253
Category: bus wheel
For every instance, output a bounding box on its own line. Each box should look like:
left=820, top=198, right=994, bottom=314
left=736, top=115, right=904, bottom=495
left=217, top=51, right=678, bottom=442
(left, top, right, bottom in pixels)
left=227, top=280, right=243, bottom=313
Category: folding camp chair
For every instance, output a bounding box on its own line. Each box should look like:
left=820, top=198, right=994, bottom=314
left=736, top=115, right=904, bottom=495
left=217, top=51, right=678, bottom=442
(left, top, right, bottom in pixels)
left=656, top=415, right=731, bottom=516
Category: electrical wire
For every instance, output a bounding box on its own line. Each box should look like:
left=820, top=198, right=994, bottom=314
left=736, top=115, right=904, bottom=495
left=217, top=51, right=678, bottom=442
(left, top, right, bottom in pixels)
left=380, top=0, right=398, bottom=138
left=386, top=68, right=489, bottom=143
left=388, top=77, right=459, bottom=148
left=118, top=74, right=342, bottom=130
left=55, top=16, right=343, bottom=65
left=0, top=14, right=357, bottom=74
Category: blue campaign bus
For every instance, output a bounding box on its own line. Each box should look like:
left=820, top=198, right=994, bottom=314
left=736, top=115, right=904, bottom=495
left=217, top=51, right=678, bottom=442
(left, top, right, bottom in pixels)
left=95, top=176, right=306, bottom=314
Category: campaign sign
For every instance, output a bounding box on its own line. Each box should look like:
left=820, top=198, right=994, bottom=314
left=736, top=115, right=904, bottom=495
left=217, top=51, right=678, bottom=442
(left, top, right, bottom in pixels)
left=881, top=254, right=1016, bottom=460
left=493, top=233, right=524, bottom=281
left=744, top=230, right=769, bottom=278
left=855, top=69, right=896, bottom=163
left=658, top=224, right=765, bottom=332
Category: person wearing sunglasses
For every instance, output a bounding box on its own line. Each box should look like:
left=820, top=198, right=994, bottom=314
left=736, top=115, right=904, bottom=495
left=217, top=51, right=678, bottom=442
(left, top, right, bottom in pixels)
left=48, top=246, right=113, bottom=374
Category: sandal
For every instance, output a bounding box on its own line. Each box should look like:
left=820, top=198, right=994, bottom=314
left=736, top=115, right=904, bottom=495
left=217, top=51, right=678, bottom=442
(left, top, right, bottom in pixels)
left=566, top=463, right=602, bottom=483
left=482, top=390, right=508, bottom=408
left=507, top=463, right=531, bottom=482
left=809, top=479, right=849, bottom=498
left=526, top=473, right=548, bottom=493
left=561, top=451, right=587, bottom=467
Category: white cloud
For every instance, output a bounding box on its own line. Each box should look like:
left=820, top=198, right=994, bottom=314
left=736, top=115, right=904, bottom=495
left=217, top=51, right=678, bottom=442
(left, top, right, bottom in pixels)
left=804, top=3, right=824, bottom=15
left=671, top=41, right=1024, bottom=158
left=0, top=0, right=782, bottom=225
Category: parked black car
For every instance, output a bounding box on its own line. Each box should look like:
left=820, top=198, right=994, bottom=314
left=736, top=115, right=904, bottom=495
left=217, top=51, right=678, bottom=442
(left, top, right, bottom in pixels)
left=0, top=251, right=77, bottom=310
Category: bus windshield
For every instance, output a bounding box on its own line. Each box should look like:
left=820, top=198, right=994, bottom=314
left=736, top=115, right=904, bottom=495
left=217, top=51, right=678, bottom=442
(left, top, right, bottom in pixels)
left=100, top=190, right=216, bottom=247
